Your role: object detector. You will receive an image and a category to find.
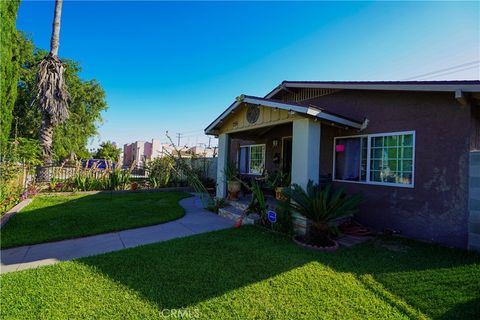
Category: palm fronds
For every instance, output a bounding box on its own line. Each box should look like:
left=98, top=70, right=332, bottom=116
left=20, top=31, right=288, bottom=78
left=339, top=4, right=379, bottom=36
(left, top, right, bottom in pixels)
left=283, top=180, right=363, bottom=231
left=33, top=54, right=70, bottom=125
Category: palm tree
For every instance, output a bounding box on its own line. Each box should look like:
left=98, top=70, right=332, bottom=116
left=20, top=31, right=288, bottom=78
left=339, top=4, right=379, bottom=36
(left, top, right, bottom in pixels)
left=34, top=0, right=70, bottom=179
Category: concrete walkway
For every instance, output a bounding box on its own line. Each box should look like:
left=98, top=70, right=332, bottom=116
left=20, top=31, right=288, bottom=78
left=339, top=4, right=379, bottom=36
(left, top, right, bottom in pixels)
left=0, top=196, right=232, bottom=274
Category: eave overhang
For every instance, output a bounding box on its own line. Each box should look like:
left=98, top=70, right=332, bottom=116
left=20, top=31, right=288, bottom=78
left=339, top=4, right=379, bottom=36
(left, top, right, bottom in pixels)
left=265, top=81, right=480, bottom=99
left=204, top=95, right=364, bottom=136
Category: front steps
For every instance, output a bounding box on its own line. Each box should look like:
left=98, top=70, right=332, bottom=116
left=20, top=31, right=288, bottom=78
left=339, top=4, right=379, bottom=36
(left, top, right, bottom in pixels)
left=218, top=199, right=258, bottom=225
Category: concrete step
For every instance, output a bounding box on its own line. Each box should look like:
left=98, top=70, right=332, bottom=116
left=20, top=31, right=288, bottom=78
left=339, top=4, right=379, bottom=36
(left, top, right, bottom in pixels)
left=226, top=200, right=249, bottom=211
left=218, top=206, right=257, bottom=225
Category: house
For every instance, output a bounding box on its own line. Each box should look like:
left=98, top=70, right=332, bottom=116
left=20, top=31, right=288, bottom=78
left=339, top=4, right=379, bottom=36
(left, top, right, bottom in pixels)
left=205, top=80, right=480, bottom=250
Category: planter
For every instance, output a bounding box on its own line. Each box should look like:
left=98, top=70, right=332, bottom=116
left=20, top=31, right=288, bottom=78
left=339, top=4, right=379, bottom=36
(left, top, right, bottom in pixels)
left=227, top=180, right=241, bottom=201
left=293, top=236, right=339, bottom=252
left=275, top=187, right=287, bottom=201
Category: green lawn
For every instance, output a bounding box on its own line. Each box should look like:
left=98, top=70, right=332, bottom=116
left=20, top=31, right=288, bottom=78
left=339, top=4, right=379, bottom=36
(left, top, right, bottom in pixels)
left=1, top=226, right=479, bottom=319
left=1, top=192, right=189, bottom=249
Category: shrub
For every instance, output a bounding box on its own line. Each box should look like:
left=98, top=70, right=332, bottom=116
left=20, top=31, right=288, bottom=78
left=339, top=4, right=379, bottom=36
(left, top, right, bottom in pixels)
left=146, top=157, right=177, bottom=187
left=0, top=162, right=24, bottom=214
left=0, top=138, right=39, bottom=214
left=206, top=197, right=226, bottom=214
left=283, top=181, right=363, bottom=246
left=246, top=180, right=268, bottom=222
left=64, top=161, right=131, bottom=191
left=271, top=200, right=294, bottom=235
left=266, top=170, right=291, bottom=189
left=223, top=162, right=238, bottom=181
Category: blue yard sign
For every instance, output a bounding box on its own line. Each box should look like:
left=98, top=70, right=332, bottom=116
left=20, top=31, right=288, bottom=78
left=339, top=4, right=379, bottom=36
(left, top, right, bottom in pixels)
left=267, top=210, right=277, bottom=223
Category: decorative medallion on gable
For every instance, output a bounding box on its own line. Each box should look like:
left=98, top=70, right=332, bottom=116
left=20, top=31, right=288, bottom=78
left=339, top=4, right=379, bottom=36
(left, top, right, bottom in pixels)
left=246, top=105, right=260, bottom=124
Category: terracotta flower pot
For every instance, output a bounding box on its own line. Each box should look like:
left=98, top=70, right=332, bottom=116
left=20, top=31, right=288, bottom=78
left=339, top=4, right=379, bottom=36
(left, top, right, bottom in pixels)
left=275, top=187, right=287, bottom=201
left=227, top=180, right=241, bottom=201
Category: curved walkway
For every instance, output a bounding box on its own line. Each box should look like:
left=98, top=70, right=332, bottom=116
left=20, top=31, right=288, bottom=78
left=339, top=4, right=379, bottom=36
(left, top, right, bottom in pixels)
left=0, top=196, right=232, bottom=274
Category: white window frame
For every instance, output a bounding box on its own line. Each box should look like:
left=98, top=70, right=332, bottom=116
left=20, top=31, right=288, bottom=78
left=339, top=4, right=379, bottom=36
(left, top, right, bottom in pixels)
left=238, top=144, right=266, bottom=176
left=332, top=130, right=415, bottom=188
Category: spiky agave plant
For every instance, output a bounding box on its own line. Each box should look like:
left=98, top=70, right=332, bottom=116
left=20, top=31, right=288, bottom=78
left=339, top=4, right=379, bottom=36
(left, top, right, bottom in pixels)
left=34, top=0, right=70, bottom=180
left=283, top=181, right=363, bottom=243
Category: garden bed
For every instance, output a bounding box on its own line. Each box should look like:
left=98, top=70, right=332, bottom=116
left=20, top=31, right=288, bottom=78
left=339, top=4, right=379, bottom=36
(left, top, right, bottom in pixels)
left=1, top=191, right=190, bottom=249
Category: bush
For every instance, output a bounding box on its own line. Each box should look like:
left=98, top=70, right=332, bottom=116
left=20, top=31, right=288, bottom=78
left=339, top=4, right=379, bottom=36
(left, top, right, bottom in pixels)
left=271, top=200, right=294, bottom=235
left=43, top=161, right=133, bottom=192
left=283, top=181, right=363, bottom=246
left=0, top=162, right=24, bottom=215
left=0, top=138, right=40, bottom=215
left=146, top=157, right=178, bottom=188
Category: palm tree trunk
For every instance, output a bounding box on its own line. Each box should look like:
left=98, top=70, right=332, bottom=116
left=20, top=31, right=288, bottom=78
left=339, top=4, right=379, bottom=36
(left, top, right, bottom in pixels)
left=50, top=0, right=63, bottom=56
left=36, top=0, right=70, bottom=181
left=36, top=113, right=54, bottom=182
left=40, top=112, right=54, bottom=165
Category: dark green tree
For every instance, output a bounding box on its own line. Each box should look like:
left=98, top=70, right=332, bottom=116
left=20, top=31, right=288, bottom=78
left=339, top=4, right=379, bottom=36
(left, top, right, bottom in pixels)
left=0, top=0, right=21, bottom=150
left=94, top=141, right=121, bottom=161
left=12, top=33, right=107, bottom=161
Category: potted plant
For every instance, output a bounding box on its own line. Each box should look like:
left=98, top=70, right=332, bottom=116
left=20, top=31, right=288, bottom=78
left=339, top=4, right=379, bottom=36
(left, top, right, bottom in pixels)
left=283, top=181, right=363, bottom=251
left=267, top=171, right=291, bottom=200
left=224, top=162, right=241, bottom=200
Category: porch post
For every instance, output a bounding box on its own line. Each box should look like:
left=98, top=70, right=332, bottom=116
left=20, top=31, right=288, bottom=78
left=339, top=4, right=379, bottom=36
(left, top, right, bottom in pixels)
left=291, top=118, right=320, bottom=189
left=216, top=133, right=230, bottom=198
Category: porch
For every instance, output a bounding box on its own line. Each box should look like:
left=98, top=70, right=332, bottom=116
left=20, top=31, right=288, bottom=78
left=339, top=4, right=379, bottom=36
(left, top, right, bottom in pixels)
left=207, top=95, right=364, bottom=200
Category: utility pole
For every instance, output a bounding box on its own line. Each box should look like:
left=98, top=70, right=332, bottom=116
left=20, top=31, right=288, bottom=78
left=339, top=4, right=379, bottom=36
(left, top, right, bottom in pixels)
left=208, top=136, right=211, bottom=148
left=176, top=133, right=182, bottom=147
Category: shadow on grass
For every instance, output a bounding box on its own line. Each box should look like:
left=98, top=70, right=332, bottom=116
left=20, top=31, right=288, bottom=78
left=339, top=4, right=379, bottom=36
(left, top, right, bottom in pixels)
left=1, top=191, right=190, bottom=250
left=78, top=227, right=311, bottom=310
left=440, top=298, right=480, bottom=320
left=78, top=226, right=480, bottom=319
left=320, top=236, right=480, bottom=320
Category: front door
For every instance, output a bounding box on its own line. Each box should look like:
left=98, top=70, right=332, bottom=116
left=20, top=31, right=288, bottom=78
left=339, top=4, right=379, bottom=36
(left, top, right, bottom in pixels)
left=282, top=137, right=292, bottom=173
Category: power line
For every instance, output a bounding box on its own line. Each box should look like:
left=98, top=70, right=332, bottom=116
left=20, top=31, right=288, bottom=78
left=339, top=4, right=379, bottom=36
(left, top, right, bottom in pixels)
left=403, top=60, right=479, bottom=80
left=177, top=128, right=205, bottom=135
left=417, top=65, right=479, bottom=80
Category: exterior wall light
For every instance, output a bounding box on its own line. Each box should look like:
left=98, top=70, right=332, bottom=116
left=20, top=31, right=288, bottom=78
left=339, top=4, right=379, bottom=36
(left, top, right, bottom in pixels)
left=272, top=139, right=279, bottom=148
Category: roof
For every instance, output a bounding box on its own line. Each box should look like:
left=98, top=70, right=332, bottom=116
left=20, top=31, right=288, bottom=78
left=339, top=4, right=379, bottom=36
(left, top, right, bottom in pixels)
left=265, top=80, right=480, bottom=99
left=205, top=80, right=480, bottom=136
left=204, top=95, right=365, bottom=135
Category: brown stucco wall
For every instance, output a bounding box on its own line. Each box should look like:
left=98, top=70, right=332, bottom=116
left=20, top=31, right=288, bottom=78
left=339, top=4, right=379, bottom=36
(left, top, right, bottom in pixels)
left=310, top=90, right=471, bottom=248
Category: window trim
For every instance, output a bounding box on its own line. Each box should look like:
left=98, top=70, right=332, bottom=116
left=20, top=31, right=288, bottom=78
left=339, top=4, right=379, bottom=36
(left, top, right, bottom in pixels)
left=332, top=130, right=415, bottom=188
left=238, top=143, right=266, bottom=176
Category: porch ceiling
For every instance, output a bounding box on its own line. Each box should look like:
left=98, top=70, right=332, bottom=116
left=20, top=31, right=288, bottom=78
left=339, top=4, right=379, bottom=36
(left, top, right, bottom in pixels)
left=205, top=95, right=365, bottom=136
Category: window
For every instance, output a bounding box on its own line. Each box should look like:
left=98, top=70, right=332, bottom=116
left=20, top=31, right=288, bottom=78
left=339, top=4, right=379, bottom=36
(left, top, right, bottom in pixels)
left=333, top=131, right=415, bottom=187
left=238, top=144, right=265, bottom=175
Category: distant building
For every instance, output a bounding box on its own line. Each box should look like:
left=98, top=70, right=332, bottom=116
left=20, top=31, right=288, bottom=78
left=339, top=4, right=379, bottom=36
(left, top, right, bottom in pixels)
left=123, top=139, right=162, bottom=167
left=123, top=139, right=217, bottom=167
left=188, top=146, right=217, bottom=158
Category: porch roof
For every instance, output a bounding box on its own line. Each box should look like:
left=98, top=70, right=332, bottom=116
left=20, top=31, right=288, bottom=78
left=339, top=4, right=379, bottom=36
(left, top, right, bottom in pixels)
left=204, top=95, right=365, bottom=135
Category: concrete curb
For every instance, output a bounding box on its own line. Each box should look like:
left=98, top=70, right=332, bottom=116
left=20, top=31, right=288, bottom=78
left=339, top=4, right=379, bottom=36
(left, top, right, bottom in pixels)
left=0, top=198, right=33, bottom=229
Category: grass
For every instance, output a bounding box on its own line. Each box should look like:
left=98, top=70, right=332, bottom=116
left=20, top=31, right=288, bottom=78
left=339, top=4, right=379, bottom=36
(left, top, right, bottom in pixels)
left=1, top=226, right=479, bottom=319
left=0, top=192, right=189, bottom=249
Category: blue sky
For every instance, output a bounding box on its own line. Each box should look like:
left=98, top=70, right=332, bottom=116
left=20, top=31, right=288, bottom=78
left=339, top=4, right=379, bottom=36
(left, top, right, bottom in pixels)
left=17, top=1, right=479, bottom=149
